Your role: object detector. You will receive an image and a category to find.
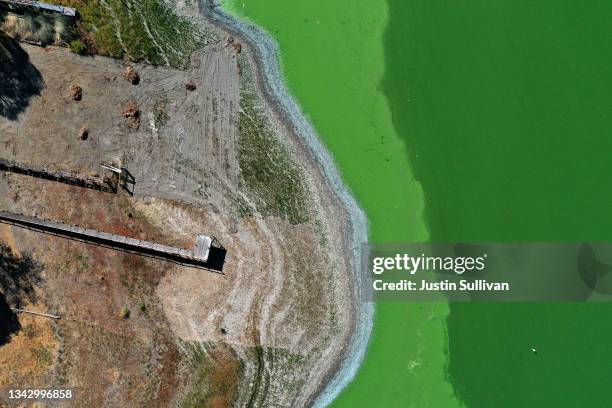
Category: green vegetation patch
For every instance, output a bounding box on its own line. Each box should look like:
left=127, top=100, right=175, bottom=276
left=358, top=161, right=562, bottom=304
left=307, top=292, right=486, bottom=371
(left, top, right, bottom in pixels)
left=150, top=98, right=169, bottom=132
left=32, top=346, right=53, bottom=368
left=69, top=38, right=87, bottom=54
left=56, top=0, right=204, bottom=67
left=238, top=58, right=310, bottom=224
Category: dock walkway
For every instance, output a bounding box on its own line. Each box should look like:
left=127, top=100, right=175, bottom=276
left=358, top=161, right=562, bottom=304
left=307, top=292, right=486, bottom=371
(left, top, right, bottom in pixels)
left=0, top=158, right=118, bottom=193
left=0, top=211, right=223, bottom=272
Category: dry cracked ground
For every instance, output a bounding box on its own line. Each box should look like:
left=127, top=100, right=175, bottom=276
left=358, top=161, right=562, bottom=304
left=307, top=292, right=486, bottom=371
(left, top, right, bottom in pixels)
left=0, top=10, right=356, bottom=407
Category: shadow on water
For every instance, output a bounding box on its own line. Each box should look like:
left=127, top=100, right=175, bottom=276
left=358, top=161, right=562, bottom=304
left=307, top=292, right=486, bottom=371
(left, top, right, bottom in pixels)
left=0, top=31, right=44, bottom=120
left=0, top=244, right=42, bottom=346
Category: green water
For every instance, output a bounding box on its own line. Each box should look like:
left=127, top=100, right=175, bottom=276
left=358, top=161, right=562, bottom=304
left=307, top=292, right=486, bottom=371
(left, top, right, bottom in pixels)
left=387, top=1, right=612, bottom=407
left=223, top=0, right=460, bottom=405
left=223, top=0, right=612, bottom=407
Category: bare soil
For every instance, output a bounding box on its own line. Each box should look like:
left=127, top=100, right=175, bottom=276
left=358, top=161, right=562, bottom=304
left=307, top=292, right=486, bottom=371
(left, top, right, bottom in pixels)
left=0, top=16, right=356, bottom=407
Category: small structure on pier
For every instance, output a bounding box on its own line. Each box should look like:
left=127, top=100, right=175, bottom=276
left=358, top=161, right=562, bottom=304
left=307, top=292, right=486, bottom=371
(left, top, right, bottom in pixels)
left=100, top=162, right=136, bottom=195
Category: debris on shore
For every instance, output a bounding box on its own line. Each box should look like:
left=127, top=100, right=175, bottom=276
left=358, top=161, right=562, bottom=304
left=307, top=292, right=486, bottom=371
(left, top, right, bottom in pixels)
left=122, top=101, right=140, bottom=118
left=79, top=126, right=89, bottom=140
left=122, top=100, right=141, bottom=128
left=185, top=80, right=197, bottom=91
left=227, top=36, right=242, bottom=54
left=69, top=84, right=82, bottom=101
left=124, top=66, right=140, bottom=85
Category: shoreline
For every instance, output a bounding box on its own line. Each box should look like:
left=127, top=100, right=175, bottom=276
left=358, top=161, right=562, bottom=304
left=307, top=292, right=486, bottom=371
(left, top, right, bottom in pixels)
left=200, top=1, right=374, bottom=406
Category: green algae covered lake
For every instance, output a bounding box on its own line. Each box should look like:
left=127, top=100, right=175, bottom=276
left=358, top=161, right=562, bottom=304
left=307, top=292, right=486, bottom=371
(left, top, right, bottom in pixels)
left=223, top=0, right=612, bottom=406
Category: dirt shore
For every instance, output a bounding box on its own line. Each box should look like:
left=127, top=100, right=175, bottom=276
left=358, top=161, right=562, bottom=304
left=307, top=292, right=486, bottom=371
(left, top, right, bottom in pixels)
left=199, top=2, right=372, bottom=406
left=0, top=3, right=362, bottom=406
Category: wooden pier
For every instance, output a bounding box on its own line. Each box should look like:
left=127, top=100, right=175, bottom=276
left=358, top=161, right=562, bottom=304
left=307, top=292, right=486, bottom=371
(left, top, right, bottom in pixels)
left=0, top=158, right=119, bottom=193
left=0, top=211, right=225, bottom=272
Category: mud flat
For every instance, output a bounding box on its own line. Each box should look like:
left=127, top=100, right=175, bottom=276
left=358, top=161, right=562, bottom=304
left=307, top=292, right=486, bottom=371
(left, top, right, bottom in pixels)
left=201, top=2, right=373, bottom=406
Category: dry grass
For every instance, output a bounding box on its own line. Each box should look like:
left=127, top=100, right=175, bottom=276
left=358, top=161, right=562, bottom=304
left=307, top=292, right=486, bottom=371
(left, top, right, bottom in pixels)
left=237, top=57, right=310, bottom=224
left=181, top=343, right=240, bottom=408
left=0, top=309, right=59, bottom=387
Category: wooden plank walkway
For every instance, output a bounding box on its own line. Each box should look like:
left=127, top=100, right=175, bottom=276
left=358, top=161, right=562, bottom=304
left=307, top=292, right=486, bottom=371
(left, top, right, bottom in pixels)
left=0, top=158, right=118, bottom=193
left=0, top=211, right=222, bottom=272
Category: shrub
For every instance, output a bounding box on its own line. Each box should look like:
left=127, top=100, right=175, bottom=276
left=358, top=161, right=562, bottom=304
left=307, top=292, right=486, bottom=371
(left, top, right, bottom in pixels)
left=118, top=306, right=130, bottom=319
left=69, top=39, right=87, bottom=55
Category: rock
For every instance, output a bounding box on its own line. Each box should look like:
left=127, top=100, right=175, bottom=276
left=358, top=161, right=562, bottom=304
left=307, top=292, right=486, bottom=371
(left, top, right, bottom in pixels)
left=79, top=126, right=89, bottom=140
